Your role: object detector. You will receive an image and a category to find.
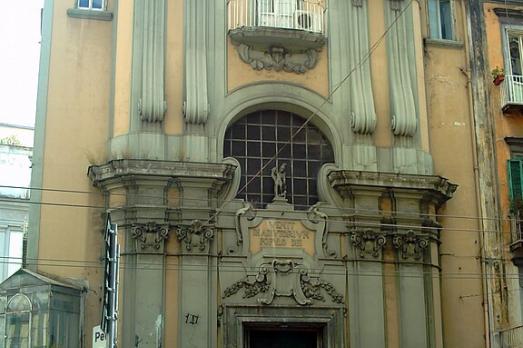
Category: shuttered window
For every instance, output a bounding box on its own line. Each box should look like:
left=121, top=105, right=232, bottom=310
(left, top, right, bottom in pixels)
left=508, top=159, right=523, bottom=202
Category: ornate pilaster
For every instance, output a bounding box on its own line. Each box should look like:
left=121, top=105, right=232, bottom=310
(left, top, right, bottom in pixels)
left=137, top=0, right=167, bottom=123
left=329, top=0, right=377, bottom=170
left=184, top=0, right=209, bottom=124
left=385, top=0, right=417, bottom=137
left=348, top=0, right=377, bottom=135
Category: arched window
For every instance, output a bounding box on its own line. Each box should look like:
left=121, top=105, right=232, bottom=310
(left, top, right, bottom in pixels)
left=224, top=110, right=334, bottom=210
left=6, top=293, right=32, bottom=348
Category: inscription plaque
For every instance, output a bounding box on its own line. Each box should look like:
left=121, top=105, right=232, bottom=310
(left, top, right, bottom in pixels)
left=250, top=219, right=315, bottom=255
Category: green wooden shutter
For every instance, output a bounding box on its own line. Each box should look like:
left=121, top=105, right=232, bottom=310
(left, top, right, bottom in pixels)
left=508, top=159, right=523, bottom=201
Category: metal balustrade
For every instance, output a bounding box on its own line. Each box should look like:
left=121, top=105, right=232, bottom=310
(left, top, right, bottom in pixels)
left=502, top=74, right=523, bottom=111
left=228, top=0, right=326, bottom=34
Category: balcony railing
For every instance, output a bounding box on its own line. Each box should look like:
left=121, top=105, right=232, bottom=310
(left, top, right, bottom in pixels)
left=510, top=210, right=523, bottom=247
left=228, top=0, right=326, bottom=34
left=502, top=74, right=523, bottom=113
left=500, top=325, right=523, bottom=348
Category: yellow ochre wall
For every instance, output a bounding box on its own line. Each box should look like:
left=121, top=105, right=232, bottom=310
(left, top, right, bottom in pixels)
left=37, top=0, right=112, bottom=340
left=422, top=0, right=486, bottom=347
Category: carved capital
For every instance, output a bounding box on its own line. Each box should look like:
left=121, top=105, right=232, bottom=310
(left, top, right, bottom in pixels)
left=350, top=229, right=387, bottom=258
left=176, top=220, right=215, bottom=252
left=235, top=44, right=319, bottom=74
left=392, top=230, right=429, bottom=260
left=131, top=222, right=169, bottom=252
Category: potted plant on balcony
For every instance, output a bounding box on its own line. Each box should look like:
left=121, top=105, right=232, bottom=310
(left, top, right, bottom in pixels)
left=492, top=66, right=505, bottom=86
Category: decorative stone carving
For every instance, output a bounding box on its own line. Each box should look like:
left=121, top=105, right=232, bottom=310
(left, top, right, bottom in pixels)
left=235, top=44, right=319, bottom=74
left=350, top=229, right=387, bottom=258
left=136, top=0, right=167, bottom=123
left=176, top=220, right=215, bottom=252
left=392, top=230, right=429, bottom=260
left=184, top=0, right=209, bottom=124
left=223, top=260, right=344, bottom=305
left=131, top=222, right=169, bottom=251
left=222, top=265, right=271, bottom=299
left=271, top=163, right=288, bottom=199
left=347, top=0, right=377, bottom=135
left=235, top=202, right=253, bottom=245
left=308, top=205, right=335, bottom=257
left=385, top=0, right=417, bottom=137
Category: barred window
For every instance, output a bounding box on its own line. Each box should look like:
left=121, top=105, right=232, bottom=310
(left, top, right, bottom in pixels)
left=223, top=110, right=334, bottom=210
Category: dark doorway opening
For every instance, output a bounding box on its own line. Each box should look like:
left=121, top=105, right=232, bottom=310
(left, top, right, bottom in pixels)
left=246, top=326, right=321, bottom=348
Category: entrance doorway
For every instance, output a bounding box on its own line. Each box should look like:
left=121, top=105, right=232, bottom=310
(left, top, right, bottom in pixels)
left=245, top=327, right=321, bottom=348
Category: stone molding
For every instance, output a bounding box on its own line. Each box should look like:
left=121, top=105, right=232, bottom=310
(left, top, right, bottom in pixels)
left=88, top=160, right=236, bottom=185
left=184, top=0, right=209, bottom=124
left=137, top=0, right=167, bottom=123
left=222, top=259, right=343, bottom=306
left=175, top=220, right=215, bottom=252
left=327, top=170, right=458, bottom=206
left=131, top=222, right=169, bottom=252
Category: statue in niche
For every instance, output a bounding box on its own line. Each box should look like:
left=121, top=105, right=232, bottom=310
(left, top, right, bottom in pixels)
left=271, top=163, right=287, bottom=199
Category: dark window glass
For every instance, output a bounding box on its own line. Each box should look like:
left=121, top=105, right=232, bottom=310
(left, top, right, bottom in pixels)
left=510, top=35, right=522, bottom=76
left=439, top=0, right=452, bottom=40
left=78, top=0, right=90, bottom=8
left=224, top=110, right=335, bottom=209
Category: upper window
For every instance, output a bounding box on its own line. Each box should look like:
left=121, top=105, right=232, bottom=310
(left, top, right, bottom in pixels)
left=428, top=0, right=454, bottom=40
left=508, top=32, right=523, bottom=76
left=77, top=0, right=104, bottom=10
left=223, top=110, right=334, bottom=210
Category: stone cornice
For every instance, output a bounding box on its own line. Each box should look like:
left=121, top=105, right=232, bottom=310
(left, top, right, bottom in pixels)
left=88, top=159, right=236, bottom=187
left=327, top=170, right=457, bottom=205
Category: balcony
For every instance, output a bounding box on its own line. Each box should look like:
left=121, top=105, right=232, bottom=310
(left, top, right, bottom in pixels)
left=502, top=75, right=523, bottom=113
left=510, top=209, right=523, bottom=265
left=227, top=0, right=327, bottom=73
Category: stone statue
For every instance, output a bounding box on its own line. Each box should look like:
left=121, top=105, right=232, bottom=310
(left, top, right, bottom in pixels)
left=271, top=163, right=287, bottom=199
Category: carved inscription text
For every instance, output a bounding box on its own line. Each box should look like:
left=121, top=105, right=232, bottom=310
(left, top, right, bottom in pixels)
left=250, top=220, right=315, bottom=255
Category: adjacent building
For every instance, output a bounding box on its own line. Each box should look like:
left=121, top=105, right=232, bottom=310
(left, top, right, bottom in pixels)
left=474, top=1, right=523, bottom=346
left=0, top=123, right=33, bottom=283
left=7, top=0, right=496, bottom=347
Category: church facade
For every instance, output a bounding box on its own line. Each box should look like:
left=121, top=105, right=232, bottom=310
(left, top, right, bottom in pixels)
left=16, top=0, right=490, bottom=347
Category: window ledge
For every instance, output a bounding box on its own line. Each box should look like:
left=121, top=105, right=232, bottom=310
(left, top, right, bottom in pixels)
left=67, top=8, right=113, bottom=21
left=424, top=38, right=464, bottom=49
